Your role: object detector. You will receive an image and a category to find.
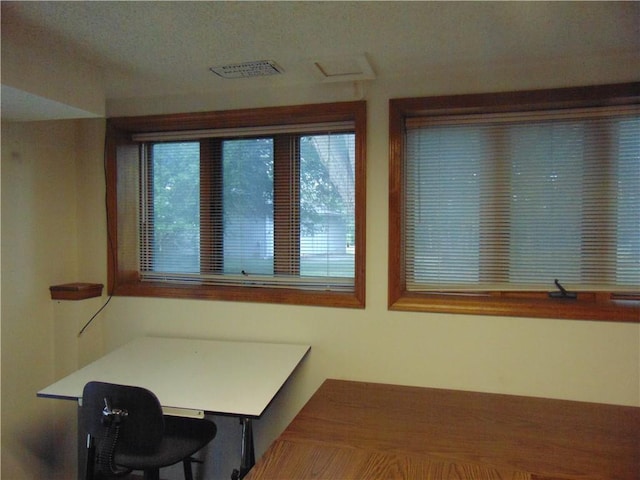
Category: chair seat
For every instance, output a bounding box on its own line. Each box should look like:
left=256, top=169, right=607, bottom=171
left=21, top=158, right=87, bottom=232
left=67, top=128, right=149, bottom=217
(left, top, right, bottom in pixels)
left=114, top=416, right=217, bottom=470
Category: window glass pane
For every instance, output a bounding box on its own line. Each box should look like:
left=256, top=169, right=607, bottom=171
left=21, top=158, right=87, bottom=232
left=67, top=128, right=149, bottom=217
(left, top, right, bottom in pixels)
left=509, top=121, right=584, bottom=284
left=404, top=111, right=640, bottom=292
left=141, top=132, right=358, bottom=286
left=222, top=138, right=274, bottom=275
left=617, top=117, right=640, bottom=285
left=406, top=126, right=483, bottom=285
left=300, top=134, right=355, bottom=278
left=149, top=142, right=200, bottom=273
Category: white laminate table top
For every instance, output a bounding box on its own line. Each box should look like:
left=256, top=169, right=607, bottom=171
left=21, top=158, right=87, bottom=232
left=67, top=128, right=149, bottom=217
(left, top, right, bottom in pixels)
left=38, top=336, right=310, bottom=418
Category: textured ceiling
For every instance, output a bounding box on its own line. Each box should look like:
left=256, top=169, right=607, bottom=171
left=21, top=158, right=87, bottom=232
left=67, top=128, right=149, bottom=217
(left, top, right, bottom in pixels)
left=2, top=1, right=639, bottom=113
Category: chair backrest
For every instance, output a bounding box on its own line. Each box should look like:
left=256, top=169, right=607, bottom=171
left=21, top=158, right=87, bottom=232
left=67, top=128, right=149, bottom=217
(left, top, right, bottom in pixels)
left=82, top=381, right=165, bottom=454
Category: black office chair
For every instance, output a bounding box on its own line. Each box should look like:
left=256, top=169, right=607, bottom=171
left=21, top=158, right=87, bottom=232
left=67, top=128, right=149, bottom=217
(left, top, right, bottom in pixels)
left=82, top=381, right=217, bottom=480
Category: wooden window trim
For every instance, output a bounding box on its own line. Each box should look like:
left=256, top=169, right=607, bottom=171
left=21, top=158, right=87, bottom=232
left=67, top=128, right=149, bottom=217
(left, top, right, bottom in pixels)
left=389, top=83, right=640, bottom=322
left=106, top=101, right=366, bottom=308
left=200, top=139, right=223, bottom=274
left=273, top=135, right=301, bottom=276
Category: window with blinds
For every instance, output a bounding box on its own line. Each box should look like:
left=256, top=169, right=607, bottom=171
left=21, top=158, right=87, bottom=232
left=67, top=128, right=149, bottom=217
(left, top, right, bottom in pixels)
left=389, top=84, right=640, bottom=322
left=106, top=102, right=366, bottom=308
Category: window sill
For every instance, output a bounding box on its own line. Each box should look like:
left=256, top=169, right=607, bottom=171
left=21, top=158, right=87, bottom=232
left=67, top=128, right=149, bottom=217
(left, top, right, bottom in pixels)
left=112, top=281, right=364, bottom=309
left=389, top=292, right=640, bottom=323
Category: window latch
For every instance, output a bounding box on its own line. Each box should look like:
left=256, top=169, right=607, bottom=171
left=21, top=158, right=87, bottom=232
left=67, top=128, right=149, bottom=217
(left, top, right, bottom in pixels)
left=549, top=279, right=577, bottom=299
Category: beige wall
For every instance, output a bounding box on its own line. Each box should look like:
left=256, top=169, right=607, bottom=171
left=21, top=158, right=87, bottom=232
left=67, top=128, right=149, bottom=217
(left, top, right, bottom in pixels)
left=2, top=55, right=639, bottom=480
left=1, top=119, right=104, bottom=479
left=100, top=82, right=640, bottom=480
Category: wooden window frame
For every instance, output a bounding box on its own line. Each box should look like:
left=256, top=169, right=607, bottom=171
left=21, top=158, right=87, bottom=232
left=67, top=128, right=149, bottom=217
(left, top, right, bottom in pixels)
left=106, top=101, right=366, bottom=308
left=389, top=83, right=640, bottom=322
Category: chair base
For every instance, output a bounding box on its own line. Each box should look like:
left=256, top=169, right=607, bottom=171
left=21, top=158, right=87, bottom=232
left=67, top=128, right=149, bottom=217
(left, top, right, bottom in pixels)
left=86, top=461, right=195, bottom=480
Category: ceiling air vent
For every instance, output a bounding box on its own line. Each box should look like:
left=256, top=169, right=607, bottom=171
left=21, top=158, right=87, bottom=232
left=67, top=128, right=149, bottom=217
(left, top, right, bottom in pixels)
left=312, top=55, right=375, bottom=83
left=210, top=60, right=284, bottom=79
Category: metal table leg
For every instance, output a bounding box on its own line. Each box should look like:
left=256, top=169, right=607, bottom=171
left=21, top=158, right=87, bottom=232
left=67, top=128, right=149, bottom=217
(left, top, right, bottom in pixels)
left=231, top=418, right=255, bottom=480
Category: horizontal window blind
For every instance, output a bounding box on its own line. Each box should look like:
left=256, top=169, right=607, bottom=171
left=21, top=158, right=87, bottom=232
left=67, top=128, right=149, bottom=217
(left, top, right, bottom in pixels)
left=404, top=106, right=640, bottom=292
left=138, top=272, right=353, bottom=290
left=135, top=123, right=356, bottom=291
left=131, top=122, right=354, bottom=142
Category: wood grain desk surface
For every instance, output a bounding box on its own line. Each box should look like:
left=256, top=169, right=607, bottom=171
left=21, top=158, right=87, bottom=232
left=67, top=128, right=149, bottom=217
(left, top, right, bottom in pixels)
left=246, top=379, right=640, bottom=480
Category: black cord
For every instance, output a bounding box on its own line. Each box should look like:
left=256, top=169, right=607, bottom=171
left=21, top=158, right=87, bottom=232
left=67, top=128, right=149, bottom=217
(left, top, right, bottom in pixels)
left=78, top=125, right=115, bottom=337
left=97, top=417, right=131, bottom=477
left=77, top=295, right=113, bottom=337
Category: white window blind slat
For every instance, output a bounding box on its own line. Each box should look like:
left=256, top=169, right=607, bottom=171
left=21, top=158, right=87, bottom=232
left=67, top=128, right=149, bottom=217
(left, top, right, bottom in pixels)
left=131, top=122, right=354, bottom=142
left=405, top=107, right=640, bottom=292
left=134, top=124, right=356, bottom=291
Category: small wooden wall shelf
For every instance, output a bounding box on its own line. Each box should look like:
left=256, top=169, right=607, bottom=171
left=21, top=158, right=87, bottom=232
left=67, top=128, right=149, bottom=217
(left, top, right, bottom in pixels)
left=50, top=283, right=103, bottom=300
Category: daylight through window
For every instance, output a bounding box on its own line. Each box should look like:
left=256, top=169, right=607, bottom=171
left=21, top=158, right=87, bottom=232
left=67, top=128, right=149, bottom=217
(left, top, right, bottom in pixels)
left=389, top=84, right=640, bottom=322
left=107, top=102, right=366, bottom=307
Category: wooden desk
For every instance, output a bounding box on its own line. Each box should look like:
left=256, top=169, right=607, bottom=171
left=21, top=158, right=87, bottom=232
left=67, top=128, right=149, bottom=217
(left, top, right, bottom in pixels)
left=38, top=336, right=310, bottom=479
left=246, top=379, right=640, bottom=480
